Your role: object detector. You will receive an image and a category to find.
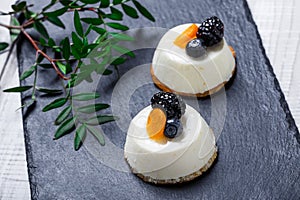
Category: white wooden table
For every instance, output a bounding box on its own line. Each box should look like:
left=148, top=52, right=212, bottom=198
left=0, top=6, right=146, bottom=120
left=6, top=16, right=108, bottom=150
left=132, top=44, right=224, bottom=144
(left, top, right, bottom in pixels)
left=0, top=0, right=299, bottom=199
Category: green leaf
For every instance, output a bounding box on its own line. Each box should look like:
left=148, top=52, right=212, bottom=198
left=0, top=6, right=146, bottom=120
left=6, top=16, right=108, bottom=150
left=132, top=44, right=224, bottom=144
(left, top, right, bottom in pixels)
left=62, top=37, right=70, bottom=60
left=66, top=74, right=78, bottom=88
left=82, top=43, right=98, bottom=52
left=92, top=26, right=106, bottom=35
left=71, top=46, right=81, bottom=59
left=99, top=0, right=110, bottom=8
left=106, top=7, right=123, bottom=21
left=36, top=87, right=63, bottom=94
left=86, top=115, right=116, bottom=125
left=34, top=21, right=49, bottom=39
left=77, top=103, right=110, bottom=113
left=55, top=105, right=72, bottom=125
left=97, top=9, right=106, bottom=16
left=112, top=45, right=135, bottom=57
left=111, top=57, right=126, bottom=65
left=110, top=32, right=134, bottom=41
left=72, top=92, right=100, bottom=101
left=86, top=125, right=105, bottom=145
left=24, top=9, right=36, bottom=20
left=11, top=1, right=26, bottom=12
left=95, top=32, right=108, bottom=44
left=10, top=16, right=20, bottom=43
left=80, top=37, right=89, bottom=56
left=113, top=0, right=123, bottom=5
left=20, top=65, right=36, bottom=80
left=42, top=98, right=67, bottom=112
left=132, top=0, right=155, bottom=22
left=103, top=69, right=113, bottom=75
left=47, top=16, right=65, bottom=29
left=39, top=37, right=47, bottom=46
left=43, top=7, right=68, bottom=17
left=3, top=86, right=32, bottom=92
left=38, top=63, right=52, bottom=68
left=81, top=17, right=103, bottom=25
left=82, top=36, right=88, bottom=47
left=106, top=22, right=129, bottom=31
left=74, top=124, right=87, bottom=150
left=72, top=32, right=83, bottom=50
left=80, top=0, right=101, bottom=3
left=42, top=0, right=58, bottom=12
left=54, top=116, right=76, bottom=140
left=121, top=3, right=138, bottom=18
left=66, top=62, right=72, bottom=74
left=0, top=42, right=9, bottom=51
left=106, top=14, right=122, bottom=21
left=59, top=0, right=71, bottom=6
left=74, top=10, right=83, bottom=37
left=85, top=25, right=93, bottom=36
left=47, top=38, right=56, bottom=47
left=56, top=61, right=71, bottom=74
left=53, top=46, right=62, bottom=52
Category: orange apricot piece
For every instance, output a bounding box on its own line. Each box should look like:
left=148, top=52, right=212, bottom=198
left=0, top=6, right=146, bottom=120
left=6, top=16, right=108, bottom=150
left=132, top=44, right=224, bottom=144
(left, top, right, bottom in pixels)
left=173, top=24, right=198, bottom=48
left=146, top=108, right=167, bottom=144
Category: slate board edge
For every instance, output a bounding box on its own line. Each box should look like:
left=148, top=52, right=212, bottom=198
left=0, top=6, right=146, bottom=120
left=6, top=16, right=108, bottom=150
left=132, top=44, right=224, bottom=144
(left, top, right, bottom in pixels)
left=16, top=0, right=300, bottom=199
left=241, top=0, right=300, bottom=142
left=16, top=40, right=37, bottom=199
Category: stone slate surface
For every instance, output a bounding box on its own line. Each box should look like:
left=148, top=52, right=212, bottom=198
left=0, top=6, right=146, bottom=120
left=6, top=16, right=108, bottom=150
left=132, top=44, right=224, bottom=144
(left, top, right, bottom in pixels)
left=18, top=0, right=300, bottom=199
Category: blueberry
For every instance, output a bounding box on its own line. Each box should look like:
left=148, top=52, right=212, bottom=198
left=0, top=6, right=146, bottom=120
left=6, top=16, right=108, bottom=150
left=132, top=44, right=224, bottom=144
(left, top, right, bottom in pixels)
left=185, top=38, right=206, bottom=58
left=164, top=118, right=183, bottom=138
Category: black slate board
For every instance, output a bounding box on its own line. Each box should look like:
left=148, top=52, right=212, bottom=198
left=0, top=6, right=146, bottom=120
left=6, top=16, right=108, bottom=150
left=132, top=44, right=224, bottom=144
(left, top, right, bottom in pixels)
left=18, top=0, right=300, bottom=199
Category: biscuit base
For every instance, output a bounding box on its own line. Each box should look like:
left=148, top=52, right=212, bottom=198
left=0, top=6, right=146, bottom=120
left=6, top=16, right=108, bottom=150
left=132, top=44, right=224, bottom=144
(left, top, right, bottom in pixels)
left=151, top=46, right=236, bottom=98
left=125, top=147, right=218, bottom=185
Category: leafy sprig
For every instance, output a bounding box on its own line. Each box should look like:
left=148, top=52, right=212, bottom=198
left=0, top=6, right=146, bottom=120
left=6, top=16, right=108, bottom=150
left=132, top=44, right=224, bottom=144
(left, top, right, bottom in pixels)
left=1, top=0, right=155, bottom=150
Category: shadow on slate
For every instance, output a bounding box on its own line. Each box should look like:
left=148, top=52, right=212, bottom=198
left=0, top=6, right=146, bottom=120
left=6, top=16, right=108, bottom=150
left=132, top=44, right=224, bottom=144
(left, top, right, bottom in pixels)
left=17, top=0, right=300, bottom=199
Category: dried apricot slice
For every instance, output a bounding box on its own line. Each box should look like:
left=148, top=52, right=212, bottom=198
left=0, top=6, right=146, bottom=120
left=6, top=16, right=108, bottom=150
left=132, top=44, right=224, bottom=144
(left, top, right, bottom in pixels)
left=146, top=108, right=167, bottom=144
left=173, top=24, right=198, bottom=48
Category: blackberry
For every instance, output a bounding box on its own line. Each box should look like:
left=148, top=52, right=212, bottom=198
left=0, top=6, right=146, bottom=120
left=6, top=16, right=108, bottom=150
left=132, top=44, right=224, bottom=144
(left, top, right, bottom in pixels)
left=186, top=38, right=206, bottom=58
left=196, top=16, right=224, bottom=47
left=151, top=92, right=186, bottom=120
left=164, top=118, right=183, bottom=138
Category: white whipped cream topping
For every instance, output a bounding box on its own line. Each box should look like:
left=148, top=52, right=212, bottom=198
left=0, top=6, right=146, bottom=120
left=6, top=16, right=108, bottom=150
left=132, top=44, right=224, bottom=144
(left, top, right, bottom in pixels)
left=124, top=105, right=216, bottom=180
left=152, top=23, right=235, bottom=94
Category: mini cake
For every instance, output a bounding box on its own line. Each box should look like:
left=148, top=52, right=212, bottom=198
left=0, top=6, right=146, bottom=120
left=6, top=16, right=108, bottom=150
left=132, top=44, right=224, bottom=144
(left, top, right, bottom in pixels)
left=124, top=92, right=217, bottom=184
left=151, top=16, right=236, bottom=97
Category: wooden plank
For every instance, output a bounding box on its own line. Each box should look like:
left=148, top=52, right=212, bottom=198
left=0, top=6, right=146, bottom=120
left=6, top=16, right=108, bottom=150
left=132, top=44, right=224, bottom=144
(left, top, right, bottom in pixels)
left=0, top=0, right=31, bottom=199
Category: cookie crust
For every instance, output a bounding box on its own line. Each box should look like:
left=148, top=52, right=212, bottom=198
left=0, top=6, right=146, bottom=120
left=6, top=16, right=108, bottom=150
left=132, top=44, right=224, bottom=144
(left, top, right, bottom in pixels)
left=125, top=147, right=218, bottom=185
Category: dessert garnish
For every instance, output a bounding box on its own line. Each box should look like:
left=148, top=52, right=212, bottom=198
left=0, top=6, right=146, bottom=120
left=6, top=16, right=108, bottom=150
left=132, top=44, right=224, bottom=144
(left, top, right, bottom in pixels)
left=186, top=38, right=206, bottom=58
left=164, top=118, right=183, bottom=138
left=174, top=16, right=224, bottom=58
left=146, top=108, right=167, bottom=144
left=147, top=92, right=186, bottom=142
left=173, top=23, right=198, bottom=48
left=197, top=16, right=224, bottom=47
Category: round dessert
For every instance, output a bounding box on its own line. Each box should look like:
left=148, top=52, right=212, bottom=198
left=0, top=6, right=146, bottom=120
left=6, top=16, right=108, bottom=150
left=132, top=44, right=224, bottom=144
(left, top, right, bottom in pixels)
left=151, top=16, right=236, bottom=97
left=124, top=92, right=217, bottom=184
